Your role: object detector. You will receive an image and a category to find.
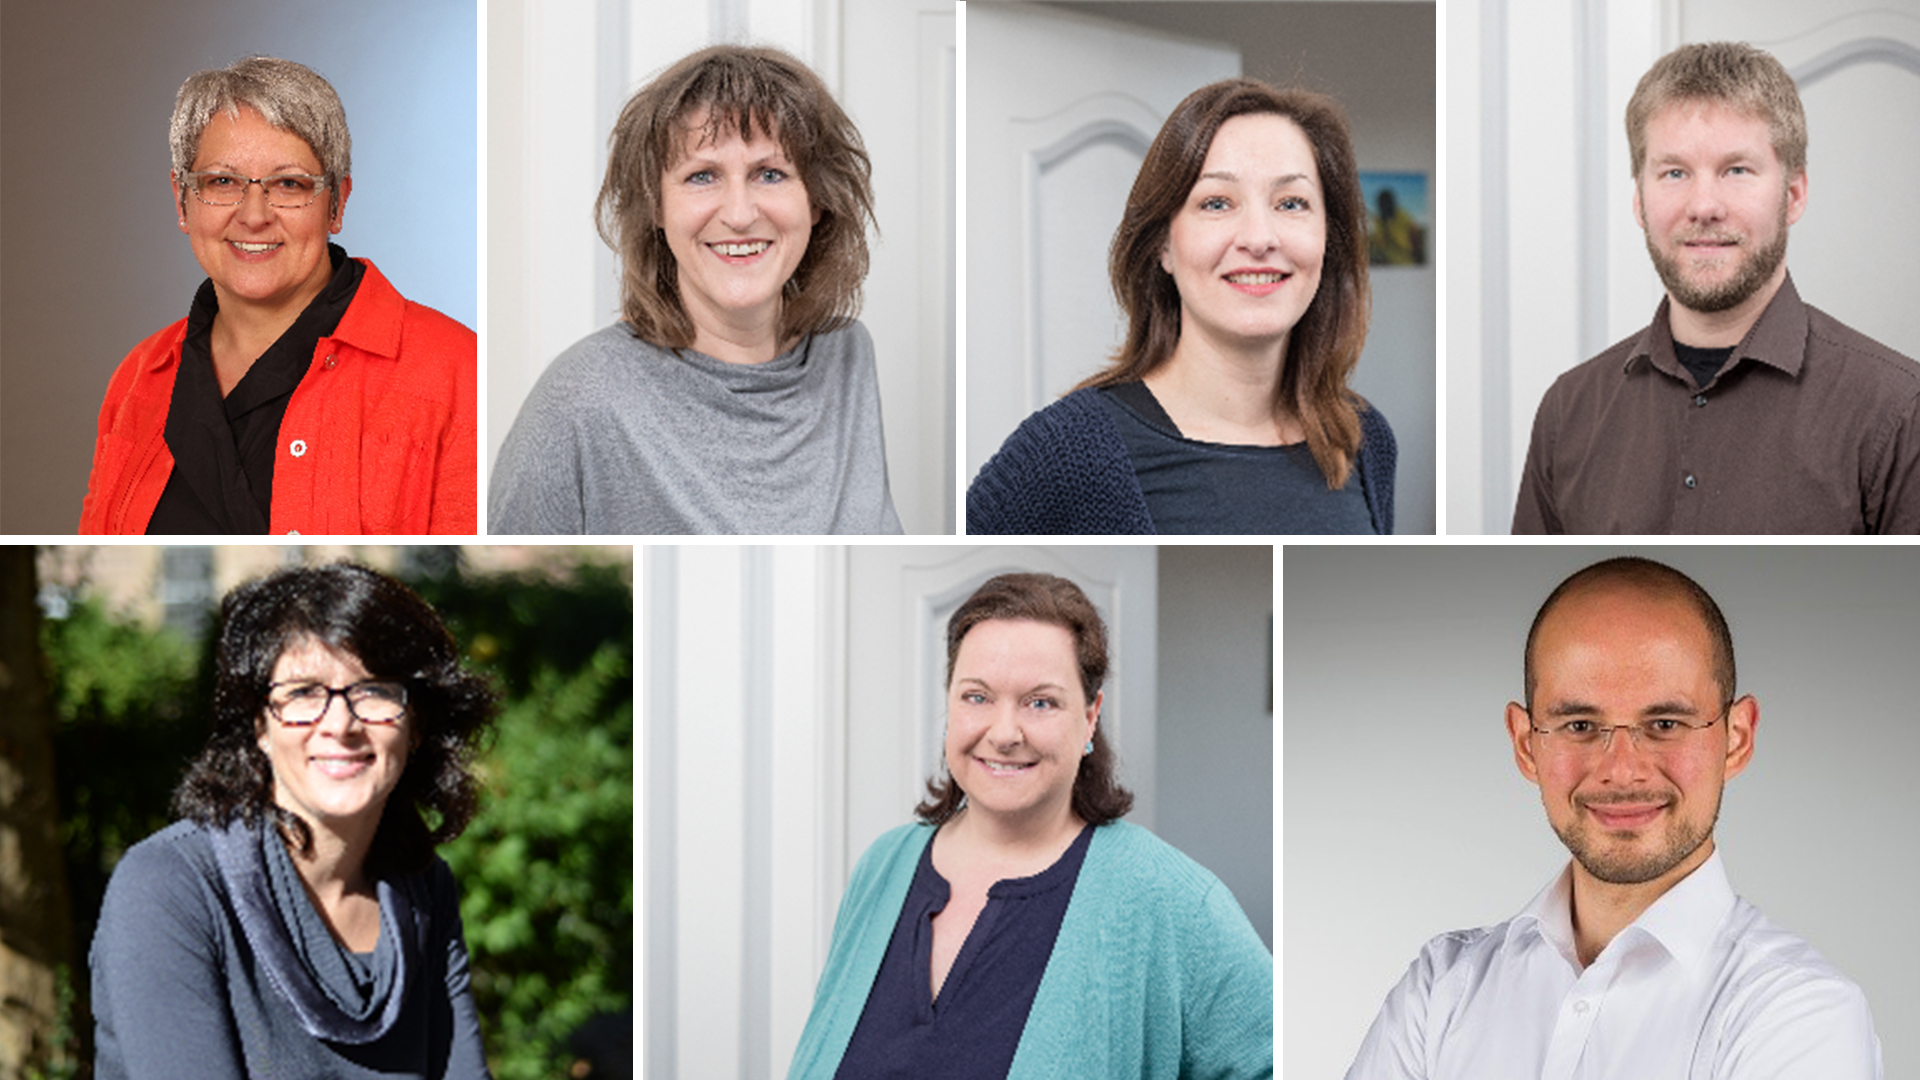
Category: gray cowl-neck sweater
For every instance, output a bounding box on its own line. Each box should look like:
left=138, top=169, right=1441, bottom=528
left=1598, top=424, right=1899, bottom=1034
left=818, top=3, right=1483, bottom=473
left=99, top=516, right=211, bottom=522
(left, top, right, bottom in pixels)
left=489, top=319, right=905, bottom=535
left=91, top=819, right=489, bottom=1079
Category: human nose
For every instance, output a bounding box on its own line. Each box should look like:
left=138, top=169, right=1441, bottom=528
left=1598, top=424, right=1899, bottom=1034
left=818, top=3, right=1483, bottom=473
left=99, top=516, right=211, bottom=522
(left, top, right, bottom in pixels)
left=1236, top=206, right=1282, bottom=258
left=312, top=691, right=365, bottom=736
left=233, top=179, right=276, bottom=225
left=1591, top=724, right=1652, bottom=777
left=718, top=175, right=757, bottom=231
left=1684, top=176, right=1726, bottom=223
left=984, top=700, right=1025, bottom=748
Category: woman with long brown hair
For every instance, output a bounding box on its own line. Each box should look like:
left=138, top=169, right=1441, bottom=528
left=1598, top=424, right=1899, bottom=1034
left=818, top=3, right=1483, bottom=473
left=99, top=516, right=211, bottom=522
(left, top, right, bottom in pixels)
left=968, top=79, right=1395, bottom=534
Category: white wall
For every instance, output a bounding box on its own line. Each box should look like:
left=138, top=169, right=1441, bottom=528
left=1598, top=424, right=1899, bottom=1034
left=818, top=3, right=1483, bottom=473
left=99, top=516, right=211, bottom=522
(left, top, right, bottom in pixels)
left=487, top=0, right=955, bottom=533
left=1155, top=545, right=1275, bottom=948
left=644, top=545, right=846, bottom=1080
left=0, top=0, right=477, bottom=534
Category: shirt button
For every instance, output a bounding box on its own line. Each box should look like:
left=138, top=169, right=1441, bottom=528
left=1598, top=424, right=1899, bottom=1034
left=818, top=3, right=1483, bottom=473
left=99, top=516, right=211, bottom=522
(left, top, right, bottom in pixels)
left=289, top=438, right=308, bottom=458
left=324, top=354, right=337, bottom=370
left=1573, top=999, right=1590, bottom=1014
left=1684, top=473, right=1697, bottom=489
left=1693, top=394, right=1707, bottom=407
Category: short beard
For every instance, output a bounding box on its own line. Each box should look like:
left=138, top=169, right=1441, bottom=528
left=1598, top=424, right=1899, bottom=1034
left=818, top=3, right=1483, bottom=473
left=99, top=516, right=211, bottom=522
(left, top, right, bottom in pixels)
left=1643, top=197, right=1790, bottom=315
left=1554, top=792, right=1719, bottom=885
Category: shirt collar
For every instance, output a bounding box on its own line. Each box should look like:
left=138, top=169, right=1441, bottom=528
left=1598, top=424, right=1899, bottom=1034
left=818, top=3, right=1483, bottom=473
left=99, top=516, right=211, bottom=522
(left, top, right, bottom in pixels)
left=1624, top=272, right=1811, bottom=386
left=1507, top=848, right=1738, bottom=972
left=326, top=252, right=405, bottom=359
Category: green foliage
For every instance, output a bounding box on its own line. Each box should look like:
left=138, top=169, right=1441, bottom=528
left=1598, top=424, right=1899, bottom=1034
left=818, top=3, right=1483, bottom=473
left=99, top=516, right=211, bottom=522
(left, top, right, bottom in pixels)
left=43, top=597, right=209, bottom=971
left=22, top=964, right=81, bottom=1080
left=441, top=643, right=633, bottom=1080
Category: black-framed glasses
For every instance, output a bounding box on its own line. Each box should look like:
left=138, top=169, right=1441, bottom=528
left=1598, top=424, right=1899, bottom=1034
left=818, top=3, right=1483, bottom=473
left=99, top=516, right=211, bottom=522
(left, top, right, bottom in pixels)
left=1526, top=703, right=1728, bottom=756
left=181, top=170, right=330, bottom=208
left=266, top=680, right=408, bottom=727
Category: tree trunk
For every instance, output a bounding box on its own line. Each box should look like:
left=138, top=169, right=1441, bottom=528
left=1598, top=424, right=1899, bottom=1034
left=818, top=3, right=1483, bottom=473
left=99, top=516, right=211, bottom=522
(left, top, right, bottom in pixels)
left=0, top=546, right=75, bottom=1077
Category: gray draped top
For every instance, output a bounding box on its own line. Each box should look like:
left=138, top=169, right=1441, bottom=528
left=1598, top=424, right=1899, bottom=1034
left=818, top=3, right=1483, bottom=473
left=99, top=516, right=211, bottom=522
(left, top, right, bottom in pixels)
left=91, top=819, right=489, bottom=1079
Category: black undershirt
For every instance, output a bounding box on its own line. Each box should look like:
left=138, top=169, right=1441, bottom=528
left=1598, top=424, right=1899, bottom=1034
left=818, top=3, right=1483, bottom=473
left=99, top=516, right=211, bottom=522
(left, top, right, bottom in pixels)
left=147, top=244, right=362, bottom=534
left=1100, top=381, right=1374, bottom=535
left=834, top=822, right=1094, bottom=1080
left=1673, top=341, right=1736, bottom=390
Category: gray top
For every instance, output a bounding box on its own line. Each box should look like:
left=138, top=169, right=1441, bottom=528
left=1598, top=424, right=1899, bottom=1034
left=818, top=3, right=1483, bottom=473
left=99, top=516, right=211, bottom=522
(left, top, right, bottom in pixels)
left=91, top=819, right=489, bottom=1080
left=489, top=320, right=904, bottom=535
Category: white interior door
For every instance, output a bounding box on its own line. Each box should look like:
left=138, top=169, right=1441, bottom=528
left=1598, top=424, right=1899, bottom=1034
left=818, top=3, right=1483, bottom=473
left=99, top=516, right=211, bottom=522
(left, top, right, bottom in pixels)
left=1675, top=1, right=1920, bottom=361
left=965, top=4, right=1239, bottom=484
left=841, top=0, right=958, bottom=534
left=843, top=545, right=1159, bottom=869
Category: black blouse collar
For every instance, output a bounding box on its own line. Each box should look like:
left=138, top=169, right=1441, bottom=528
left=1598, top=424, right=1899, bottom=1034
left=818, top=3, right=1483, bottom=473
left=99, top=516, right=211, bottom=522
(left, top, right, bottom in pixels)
left=152, top=244, right=361, bottom=534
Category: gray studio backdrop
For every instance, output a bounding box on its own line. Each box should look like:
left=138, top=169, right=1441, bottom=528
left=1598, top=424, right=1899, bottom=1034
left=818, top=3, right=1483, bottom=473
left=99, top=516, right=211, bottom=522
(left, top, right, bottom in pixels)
left=0, top=0, right=478, bottom=534
left=1284, top=545, right=1920, bottom=1078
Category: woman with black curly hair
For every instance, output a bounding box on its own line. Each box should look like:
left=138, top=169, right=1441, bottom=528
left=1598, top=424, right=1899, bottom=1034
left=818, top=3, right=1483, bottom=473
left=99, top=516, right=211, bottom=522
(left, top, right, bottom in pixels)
left=90, top=563, right=498, bottom=1080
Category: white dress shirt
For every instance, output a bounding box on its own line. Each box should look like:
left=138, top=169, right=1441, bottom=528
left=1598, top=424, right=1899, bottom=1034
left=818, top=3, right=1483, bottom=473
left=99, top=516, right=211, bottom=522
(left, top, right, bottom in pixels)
left=1345, top=850, right=1881, bottom=1079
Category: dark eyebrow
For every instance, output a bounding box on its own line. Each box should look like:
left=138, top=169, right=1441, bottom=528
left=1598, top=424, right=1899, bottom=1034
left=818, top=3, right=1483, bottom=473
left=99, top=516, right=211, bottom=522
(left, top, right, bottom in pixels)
left=1197, top=170, right=1314, bottom=187
left=1543, top=699, right=1703, bottom=719
left=952, top=677, right=1070, bottom=697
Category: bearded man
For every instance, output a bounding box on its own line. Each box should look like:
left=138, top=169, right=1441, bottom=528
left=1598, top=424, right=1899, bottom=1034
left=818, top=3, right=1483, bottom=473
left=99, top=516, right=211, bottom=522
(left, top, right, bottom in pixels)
left=1344, top=556, right=1882, bottom=1078
left=1512, top=42, right=1920, bottom=534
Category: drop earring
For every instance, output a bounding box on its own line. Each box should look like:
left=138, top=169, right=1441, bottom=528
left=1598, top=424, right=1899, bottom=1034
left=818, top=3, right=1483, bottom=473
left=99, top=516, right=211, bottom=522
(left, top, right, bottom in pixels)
left=1083, top=739, right=1093, bottom=756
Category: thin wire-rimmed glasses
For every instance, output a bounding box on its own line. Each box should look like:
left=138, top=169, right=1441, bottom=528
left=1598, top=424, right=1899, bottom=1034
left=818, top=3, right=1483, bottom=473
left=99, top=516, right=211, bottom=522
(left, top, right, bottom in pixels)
left=180, top=170, right=330, bottom=209
left=266, top=680, right=408, bottom=727
left=1525, top=703, right=1729, bottom=757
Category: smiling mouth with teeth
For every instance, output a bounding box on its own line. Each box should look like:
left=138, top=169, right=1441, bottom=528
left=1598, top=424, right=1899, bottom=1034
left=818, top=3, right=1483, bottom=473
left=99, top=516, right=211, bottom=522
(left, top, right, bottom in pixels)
left=980, top=759, right=1036, bottom=773
left=1225, top=272, right=1288, bottom=284
left=231, top=241, right=282, bottom=254
left=711, top=241, right=772, bottom=257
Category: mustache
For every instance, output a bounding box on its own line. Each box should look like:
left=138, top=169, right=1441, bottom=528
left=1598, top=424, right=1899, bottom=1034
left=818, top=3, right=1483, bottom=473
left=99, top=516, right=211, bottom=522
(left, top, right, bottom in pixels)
left=1578, top=790, right=1674, bottom=809
left=1674, top=231, right=1744, bottom=245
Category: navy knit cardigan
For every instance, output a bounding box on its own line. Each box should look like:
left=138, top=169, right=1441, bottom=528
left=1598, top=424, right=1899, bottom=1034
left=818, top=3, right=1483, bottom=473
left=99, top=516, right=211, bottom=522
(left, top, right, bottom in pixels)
left=966, top=387, right=1397, bottom=534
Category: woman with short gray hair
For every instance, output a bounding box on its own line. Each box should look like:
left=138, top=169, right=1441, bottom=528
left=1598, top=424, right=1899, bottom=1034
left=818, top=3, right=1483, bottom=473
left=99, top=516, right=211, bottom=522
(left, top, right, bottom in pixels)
left=80, top=56, right=476, bottom=535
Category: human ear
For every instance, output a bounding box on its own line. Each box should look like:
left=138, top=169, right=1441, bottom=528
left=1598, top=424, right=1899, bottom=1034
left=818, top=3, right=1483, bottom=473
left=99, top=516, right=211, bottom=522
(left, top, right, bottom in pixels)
left=1085, top=690, right=1103, bottom=744
left=1506, top=701, right=1541, bottom=784
left=1784, top=169, right=1807, bottom=227
left=329, top=174, right=353, bottom=234
left=172, top=171, right=189, bottom=231
left=1722, top=694, right=1758, bottom=780
left=1631, top=182, right=1645, bottom=232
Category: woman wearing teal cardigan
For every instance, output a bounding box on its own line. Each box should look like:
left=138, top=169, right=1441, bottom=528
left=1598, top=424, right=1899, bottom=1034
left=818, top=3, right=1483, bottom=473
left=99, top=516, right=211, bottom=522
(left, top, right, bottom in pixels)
left=787, top=573, right=1273, bottom=1079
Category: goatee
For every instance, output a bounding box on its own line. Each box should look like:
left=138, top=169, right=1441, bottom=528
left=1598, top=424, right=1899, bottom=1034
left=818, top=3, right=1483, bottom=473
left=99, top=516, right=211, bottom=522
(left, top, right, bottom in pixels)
left=1644, top=200, right=1790, bottom=314
left=1554, top=792, right=1718, bottom=885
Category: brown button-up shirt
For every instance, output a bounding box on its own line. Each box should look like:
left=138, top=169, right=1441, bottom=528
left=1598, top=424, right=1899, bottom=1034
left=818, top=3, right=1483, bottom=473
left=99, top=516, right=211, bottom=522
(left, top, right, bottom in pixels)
left=1513, top=274, right=1920, bottom=534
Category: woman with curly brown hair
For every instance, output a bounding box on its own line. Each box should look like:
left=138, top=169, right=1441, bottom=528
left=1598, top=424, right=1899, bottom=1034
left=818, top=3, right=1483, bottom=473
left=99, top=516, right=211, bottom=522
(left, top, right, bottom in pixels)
left=491, top=44, right=901, bottom=534
left=90, top=563, right=498, bottom=1080
left=968, top=79, right=1396, bottom=535
left=786, top=573, right=1272, bottom=1079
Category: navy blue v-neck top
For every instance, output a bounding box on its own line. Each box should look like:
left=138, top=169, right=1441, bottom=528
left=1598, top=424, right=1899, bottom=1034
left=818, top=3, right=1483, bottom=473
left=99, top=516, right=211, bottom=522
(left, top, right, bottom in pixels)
left=833, top=821, right=1095, bottom=1079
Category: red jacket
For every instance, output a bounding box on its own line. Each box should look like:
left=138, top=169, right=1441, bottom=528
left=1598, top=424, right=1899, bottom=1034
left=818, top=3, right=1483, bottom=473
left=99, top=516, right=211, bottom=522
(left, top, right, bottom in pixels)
left=80, top=260, right=476, bottom=535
